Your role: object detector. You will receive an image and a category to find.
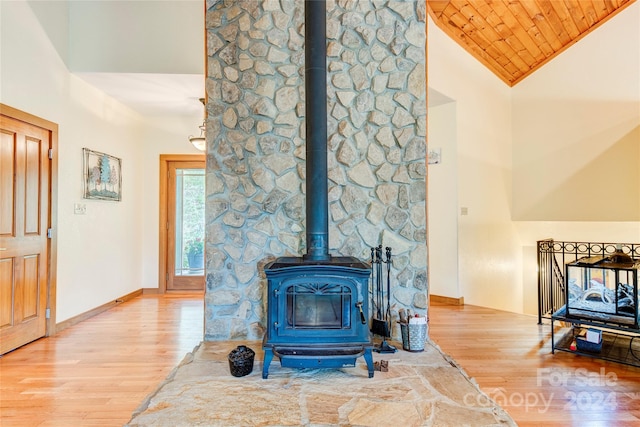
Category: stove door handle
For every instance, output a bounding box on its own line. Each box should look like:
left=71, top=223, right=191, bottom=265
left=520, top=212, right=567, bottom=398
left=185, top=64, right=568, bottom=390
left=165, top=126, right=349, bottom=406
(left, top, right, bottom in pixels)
left=355, top=302, right=366, bottom=324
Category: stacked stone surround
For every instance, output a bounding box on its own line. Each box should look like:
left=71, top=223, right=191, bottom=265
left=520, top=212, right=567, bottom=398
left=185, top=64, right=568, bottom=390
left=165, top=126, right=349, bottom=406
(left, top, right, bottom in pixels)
left=204, top=0, right=427, bottom=340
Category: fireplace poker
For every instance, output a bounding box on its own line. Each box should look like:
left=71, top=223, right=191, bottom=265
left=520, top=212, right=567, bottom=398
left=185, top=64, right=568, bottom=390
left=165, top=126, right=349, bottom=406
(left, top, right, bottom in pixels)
left=377, top=245, right=383, bottom=321
left=371, top=245, right=396, bottom=353
left=370, top=246, right=387, bottom=337
left=386, top=247, right=392, bottom=322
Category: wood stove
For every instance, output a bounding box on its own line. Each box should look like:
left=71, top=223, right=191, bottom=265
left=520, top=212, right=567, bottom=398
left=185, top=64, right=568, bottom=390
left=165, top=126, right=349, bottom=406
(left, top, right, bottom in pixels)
left=262, top=257, right=374, bottom=378
left=261, top=0, right=374, bottom=379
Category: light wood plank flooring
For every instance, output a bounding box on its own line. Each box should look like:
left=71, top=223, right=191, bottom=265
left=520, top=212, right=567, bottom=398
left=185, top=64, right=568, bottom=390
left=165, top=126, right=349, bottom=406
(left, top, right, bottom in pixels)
left=429, top=303, right=640, bottom=427
left=0, top=295, right=204, bottom=427
left=1, top=295, right=639, bottom=426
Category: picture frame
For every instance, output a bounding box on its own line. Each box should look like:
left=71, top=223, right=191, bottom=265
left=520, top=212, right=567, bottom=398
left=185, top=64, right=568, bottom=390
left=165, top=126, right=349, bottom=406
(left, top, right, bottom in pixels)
left=83, top=148, right=122, bottom=201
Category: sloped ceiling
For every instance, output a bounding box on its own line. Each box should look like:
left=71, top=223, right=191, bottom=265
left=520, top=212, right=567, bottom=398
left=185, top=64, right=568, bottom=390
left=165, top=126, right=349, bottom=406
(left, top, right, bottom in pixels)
left=427, top=0, right=637, bottom=86
left=27, top=0, right=204, bottom=116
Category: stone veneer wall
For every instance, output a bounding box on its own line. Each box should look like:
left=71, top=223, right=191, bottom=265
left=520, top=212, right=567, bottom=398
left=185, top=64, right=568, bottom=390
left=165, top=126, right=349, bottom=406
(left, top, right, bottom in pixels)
left=204, top=0, right=427, bottom=340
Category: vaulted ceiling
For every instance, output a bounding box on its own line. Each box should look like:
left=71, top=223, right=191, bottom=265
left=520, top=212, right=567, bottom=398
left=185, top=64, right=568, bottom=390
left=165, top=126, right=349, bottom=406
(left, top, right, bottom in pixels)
left=427, top=0, right=637, bottom=86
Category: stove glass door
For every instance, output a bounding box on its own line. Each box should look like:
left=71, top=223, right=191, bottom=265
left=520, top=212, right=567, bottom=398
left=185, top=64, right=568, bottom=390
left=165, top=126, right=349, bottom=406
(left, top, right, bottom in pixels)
left=286, top=283, right=351, bottom=329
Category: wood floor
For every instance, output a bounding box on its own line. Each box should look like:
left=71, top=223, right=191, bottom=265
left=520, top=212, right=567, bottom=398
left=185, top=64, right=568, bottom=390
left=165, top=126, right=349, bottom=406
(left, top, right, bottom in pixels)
left=0, top=295, right=204, bottom=427
left=1, top=295, right=639, bottom=426
left=429, top=303, right=640, bottom=427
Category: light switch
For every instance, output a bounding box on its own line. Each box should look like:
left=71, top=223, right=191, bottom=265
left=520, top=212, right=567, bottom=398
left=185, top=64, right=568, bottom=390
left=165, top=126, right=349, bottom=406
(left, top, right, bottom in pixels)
left=428, top=148, right=441, bottom=164
left=74, top=203, right=87, bottom=215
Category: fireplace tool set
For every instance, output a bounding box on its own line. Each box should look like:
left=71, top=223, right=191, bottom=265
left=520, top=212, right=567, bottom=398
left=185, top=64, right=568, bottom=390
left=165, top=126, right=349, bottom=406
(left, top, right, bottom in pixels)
left=370, top=245, right=397, bottom=353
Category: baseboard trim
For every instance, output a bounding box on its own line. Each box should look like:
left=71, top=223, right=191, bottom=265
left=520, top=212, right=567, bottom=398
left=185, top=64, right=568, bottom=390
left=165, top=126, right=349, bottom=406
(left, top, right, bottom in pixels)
left=430, top=294, right=465, bottom=306
left=55, top=289, right=143, bottom=333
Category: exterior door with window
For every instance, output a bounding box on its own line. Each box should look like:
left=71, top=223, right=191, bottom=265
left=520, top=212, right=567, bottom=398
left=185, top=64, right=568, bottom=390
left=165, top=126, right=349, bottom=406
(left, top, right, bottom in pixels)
left=165, top=160, right=205, bottom=292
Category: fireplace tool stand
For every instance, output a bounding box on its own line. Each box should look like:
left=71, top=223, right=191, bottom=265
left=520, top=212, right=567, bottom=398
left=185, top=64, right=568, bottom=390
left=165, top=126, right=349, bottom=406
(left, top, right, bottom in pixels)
left=371, top=246, right=397, bottom=353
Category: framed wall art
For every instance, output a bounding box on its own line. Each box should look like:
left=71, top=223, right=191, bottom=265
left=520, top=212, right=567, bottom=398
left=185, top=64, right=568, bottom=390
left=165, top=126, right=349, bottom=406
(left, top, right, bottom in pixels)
left=83, top=148, right=122, bottom=201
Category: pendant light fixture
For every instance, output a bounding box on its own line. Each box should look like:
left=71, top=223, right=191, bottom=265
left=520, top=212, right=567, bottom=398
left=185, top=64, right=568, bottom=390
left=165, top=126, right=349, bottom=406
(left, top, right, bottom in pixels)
left=189, top=122, right=206, bottom=151
left=189, top=98, right=206, bottom=152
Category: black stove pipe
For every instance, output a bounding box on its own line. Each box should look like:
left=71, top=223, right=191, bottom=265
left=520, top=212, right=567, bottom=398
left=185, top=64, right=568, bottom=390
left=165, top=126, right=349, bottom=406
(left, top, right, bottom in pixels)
left=303, top=0, right=330, bottom=261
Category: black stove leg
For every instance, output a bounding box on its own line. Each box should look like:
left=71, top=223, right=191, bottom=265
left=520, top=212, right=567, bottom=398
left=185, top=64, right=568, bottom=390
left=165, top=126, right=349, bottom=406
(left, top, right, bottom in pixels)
left=364, top=347, right=374, bottom=378
left=262, top=348, right=274, bottom=379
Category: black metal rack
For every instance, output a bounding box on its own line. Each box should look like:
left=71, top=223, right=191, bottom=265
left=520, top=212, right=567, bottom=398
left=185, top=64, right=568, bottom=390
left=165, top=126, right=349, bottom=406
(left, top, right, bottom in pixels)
left=551, top=308, right=640, bottom=367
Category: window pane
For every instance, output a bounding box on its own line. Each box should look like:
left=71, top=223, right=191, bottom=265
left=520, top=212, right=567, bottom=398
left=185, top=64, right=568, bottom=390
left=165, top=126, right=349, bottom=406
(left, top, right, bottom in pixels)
left=175, top=168, right=205, bottom=276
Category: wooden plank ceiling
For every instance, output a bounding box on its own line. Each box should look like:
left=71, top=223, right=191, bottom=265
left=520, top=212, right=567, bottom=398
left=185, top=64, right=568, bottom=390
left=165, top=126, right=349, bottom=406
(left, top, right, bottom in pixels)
left=427, top=0, right=637, bottom=86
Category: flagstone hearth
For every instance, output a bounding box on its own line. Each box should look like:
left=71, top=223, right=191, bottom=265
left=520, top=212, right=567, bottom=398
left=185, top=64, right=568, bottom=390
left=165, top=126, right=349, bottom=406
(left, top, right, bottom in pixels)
left=127, top=340, right=515, bottom=427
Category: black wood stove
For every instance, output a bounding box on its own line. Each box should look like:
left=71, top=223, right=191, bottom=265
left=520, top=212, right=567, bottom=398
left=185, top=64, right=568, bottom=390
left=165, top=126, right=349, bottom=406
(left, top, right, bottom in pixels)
left=261, top=0, right=374, bottom=379
left=262, top=257, right=374, bottom=378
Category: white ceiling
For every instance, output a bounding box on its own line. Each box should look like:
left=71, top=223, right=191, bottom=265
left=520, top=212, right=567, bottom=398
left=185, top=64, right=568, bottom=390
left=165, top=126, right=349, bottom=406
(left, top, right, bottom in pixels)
left=75, top=72, right=205, bottom=117
left=30, top=1, right=447, bottom=117
left=29, top=0, right=205, bottom=117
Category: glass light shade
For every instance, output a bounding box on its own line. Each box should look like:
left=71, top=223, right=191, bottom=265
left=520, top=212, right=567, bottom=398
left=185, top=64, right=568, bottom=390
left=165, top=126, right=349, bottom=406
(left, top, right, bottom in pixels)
left=189, top=135, right=206, bottom=151
left=189, top=123, right=206, bottom=151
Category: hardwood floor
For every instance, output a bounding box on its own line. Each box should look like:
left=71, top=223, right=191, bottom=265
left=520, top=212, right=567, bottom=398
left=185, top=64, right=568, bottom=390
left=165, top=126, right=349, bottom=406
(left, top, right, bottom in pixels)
left=429, top=303, right=640, bottom=427
left=0, top=295, right=204, bottom=427
left=1, top=295, right=639, bottom=426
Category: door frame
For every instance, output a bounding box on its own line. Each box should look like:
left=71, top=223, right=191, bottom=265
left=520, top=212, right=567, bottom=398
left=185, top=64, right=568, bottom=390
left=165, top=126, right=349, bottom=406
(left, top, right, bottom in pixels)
left=0, top=104, right=58, bottom=338
left=158, top=154, right=205, bottom=293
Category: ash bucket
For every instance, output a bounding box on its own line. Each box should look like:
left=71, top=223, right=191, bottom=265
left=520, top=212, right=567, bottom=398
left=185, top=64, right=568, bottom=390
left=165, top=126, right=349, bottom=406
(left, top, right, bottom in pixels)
left=400, top=318, right=427, bottom=352
left=228, top=345, right=255, bottom=377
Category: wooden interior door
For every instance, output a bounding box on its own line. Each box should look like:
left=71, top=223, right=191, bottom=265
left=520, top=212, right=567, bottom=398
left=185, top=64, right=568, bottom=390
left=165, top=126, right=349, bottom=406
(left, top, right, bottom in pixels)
left=159, top=156, right=205, bottom=292
left=0, top=107, right=54, bottom=354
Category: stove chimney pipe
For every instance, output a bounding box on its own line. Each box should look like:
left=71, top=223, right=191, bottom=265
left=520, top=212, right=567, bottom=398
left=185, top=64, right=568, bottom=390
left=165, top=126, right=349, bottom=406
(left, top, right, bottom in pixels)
left=303, top=0, right=330, bottom=261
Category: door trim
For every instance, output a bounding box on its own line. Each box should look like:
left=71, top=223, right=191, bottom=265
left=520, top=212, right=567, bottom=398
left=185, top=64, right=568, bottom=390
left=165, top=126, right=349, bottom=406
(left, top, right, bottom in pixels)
left=0, top=104, right=58, bottom=337
left=159, top=154, right=205, bottom=293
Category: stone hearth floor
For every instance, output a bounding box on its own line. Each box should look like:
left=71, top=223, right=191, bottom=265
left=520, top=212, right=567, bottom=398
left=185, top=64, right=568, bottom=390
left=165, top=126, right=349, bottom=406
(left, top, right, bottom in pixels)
left=126, top=340, right=515, bottom=427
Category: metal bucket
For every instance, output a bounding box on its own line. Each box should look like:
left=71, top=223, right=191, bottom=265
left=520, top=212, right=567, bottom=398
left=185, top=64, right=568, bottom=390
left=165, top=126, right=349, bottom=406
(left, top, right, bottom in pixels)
left=400, top=323, right=426, bottom=352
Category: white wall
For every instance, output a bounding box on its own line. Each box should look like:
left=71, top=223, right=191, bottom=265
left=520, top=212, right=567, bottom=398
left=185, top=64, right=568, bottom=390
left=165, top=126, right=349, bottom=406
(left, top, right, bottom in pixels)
left=1, top=1, right=143, bottom=321
left=512, top=2, right=640, bottom=222
left=26, top=0, right=204, bottom=75
left=1, top=1, right=199, bottom=322
left=55, top=80, right=146, bottom=322
left=427, top=100, right=459, bottom=299
left=428, top=2, right=640, bottom=316
left=512, top=2, right=640, bottom=315
left=139, top=115, right=204, bottom=289
left=428, top=17, right=521, bottom=312
left=26, top=0, right=69, bottom=64
left=68, top=0, right=203, bottom=74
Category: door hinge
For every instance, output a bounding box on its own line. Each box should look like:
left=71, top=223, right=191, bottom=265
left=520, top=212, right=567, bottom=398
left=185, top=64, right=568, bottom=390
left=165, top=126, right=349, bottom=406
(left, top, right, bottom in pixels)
left=48, top=148, right=53, bottom=160
left=45, top=308, right=51, bottom=319
left=47, top=228, right=52, bottom=238
left=166, top=273, right=169, bottom=282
